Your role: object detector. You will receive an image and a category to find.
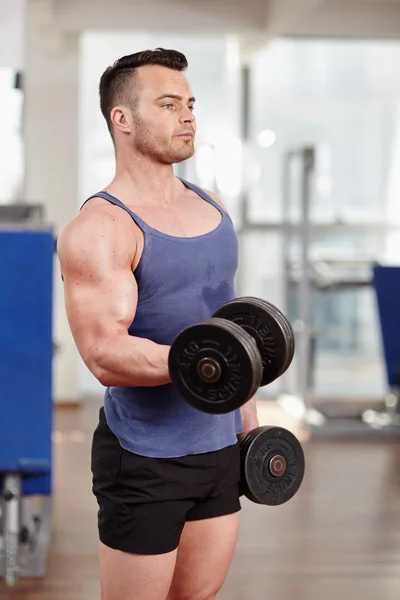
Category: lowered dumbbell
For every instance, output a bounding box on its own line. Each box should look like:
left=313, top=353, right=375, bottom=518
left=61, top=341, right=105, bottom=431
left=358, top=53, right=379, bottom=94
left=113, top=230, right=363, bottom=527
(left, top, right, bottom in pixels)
left=239, top=425, right=305, bottom=506
left=168, top=297, right=294, bottom=414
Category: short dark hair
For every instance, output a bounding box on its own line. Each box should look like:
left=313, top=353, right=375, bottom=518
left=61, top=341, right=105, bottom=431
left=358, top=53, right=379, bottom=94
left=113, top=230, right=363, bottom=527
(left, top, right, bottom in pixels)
left=99, top=48, right=188, bottom=135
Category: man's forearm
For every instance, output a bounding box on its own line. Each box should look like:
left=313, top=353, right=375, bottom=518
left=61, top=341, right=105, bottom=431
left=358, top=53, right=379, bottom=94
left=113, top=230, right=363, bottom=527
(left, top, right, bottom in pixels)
left=86, top=334, right=171, bottom=388
left=239, top=394, right=259, bottom=434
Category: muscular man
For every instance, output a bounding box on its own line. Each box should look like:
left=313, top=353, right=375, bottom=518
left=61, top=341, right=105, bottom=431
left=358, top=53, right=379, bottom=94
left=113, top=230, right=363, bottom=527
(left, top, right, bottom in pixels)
left=57, top=48, right=259, bottom=600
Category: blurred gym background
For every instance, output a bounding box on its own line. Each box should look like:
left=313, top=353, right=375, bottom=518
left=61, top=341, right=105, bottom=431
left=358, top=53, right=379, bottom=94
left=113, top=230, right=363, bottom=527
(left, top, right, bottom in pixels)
left=1, top=0, right=400, bottom=598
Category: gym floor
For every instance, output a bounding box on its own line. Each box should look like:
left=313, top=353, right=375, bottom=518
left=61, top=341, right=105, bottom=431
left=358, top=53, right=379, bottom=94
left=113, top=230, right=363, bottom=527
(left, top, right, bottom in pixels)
left=2, top=397, right=400, bottom=600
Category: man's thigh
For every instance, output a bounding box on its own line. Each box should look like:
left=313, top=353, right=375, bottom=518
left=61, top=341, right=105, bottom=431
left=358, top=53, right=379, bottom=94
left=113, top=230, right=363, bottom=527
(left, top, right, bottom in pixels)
left=99, top=541, right=177, bottom=600
left=167, top=512, right=240, bottom=600
left=98, top=509, right=240, bottom=600
left=167, top=443, right=242, bottom=600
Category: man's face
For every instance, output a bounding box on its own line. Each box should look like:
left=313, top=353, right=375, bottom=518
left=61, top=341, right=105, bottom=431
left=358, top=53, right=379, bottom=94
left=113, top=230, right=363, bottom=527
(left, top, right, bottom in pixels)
left=130, top=65, right=196, bottom=164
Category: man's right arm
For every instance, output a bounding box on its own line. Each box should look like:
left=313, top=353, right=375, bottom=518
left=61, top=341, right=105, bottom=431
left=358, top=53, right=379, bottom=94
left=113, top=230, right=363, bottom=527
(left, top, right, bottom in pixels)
left=57, top=208, right=171, bottom=388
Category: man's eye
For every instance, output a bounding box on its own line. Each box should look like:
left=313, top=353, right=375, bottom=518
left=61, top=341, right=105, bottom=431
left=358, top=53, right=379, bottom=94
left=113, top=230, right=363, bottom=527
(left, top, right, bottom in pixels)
left=163, top=104, right=174, bottom=110
left=188, top=105, right=195, bottom=111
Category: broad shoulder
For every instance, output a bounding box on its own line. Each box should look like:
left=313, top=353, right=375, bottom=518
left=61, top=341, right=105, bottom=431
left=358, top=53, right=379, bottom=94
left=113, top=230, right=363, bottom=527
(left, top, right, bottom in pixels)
left=57, top=199, right=137, bottom=273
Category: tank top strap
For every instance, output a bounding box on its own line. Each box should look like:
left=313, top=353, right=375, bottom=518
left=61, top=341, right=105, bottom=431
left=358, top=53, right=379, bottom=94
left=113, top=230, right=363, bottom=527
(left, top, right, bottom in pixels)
left=80, top=192, right=151, bottom=232
left=178, top=178, right=225, bottom=215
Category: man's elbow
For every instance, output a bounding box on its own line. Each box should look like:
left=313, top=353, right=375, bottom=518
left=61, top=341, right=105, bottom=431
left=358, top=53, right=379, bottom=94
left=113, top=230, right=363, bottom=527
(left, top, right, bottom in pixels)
left=84, top=350, right=113, bottom=387
left=94, top=366, right=114, bottom=387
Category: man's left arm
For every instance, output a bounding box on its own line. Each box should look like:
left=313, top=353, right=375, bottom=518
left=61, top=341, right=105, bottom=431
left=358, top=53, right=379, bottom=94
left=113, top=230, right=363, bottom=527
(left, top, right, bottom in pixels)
left=238, top=395, right=259, bottom=440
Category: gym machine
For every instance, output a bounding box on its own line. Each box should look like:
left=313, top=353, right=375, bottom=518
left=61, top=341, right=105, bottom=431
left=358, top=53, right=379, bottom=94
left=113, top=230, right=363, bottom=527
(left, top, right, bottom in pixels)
left=236, top=144, right=400, bottom=438
left=0, top=206, right=54, bottom=585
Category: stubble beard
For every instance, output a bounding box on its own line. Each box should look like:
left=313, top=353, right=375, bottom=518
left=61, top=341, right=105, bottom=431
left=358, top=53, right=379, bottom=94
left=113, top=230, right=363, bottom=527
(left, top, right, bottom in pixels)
left=132, top=115, right=195, bottom=165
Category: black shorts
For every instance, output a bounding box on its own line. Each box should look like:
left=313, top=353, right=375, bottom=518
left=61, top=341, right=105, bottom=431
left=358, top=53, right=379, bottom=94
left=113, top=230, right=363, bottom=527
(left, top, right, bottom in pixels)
left=91, top=408, right=241, bottom=555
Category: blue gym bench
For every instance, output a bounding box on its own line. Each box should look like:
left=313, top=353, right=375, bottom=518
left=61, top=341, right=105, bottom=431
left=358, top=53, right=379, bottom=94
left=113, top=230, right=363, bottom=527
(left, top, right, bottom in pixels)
left=0, top=227, right=54, bottom=585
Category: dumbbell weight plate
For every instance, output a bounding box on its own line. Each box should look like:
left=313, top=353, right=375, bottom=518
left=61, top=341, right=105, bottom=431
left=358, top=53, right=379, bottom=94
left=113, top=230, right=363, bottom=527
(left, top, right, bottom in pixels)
left=212, top=297, right=295, bottom=386
left=169, top=318, right=263, bottom=414
left=248, top=296, right=295, bottom=377
left=240, top=426, right=305, bottom=506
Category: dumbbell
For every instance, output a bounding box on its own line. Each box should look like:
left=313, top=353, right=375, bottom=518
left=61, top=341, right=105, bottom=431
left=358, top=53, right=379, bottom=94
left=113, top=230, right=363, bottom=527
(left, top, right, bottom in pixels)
left=239, top=425, right=305, bottom=506
left=168, top=296, right=295, bottom=415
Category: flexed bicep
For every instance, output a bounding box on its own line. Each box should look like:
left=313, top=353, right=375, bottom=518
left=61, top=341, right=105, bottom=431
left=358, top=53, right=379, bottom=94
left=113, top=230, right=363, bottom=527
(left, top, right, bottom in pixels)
left=57, top=208, right=138, bottom=369
left=58, top=204, right=170, bottom=388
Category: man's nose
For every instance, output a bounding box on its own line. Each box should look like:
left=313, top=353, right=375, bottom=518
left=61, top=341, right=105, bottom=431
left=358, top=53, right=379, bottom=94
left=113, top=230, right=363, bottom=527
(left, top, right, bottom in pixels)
left=180, top=107, right=195, bottom=123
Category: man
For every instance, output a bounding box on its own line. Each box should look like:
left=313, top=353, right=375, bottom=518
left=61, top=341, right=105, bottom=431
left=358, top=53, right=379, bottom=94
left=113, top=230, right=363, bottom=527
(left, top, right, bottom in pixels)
left=57, top=48, right=258, bottom=600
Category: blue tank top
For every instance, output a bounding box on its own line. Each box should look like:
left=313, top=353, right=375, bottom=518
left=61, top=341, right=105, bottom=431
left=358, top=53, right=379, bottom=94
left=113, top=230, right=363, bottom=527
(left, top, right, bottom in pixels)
left=83, top=178, right=243, bottom=458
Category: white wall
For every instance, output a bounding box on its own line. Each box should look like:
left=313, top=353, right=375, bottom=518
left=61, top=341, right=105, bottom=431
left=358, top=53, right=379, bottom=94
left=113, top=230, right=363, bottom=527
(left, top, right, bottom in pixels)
left=0, top=0, right=25, bottom=69
left=23, top=1, right=80, bottom=403
left=0, top=0, right=25, bottom=203
left=248, top=39, right=400, bottom=224
left=0, top=70, right=23, bottom=203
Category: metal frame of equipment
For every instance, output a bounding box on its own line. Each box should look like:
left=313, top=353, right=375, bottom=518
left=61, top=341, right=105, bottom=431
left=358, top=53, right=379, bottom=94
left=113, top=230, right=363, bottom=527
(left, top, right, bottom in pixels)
left=236, top=141, right=400, bottom=438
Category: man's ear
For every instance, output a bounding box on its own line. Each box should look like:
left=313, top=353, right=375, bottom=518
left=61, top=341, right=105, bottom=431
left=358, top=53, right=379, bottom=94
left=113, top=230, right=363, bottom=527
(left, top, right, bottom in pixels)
left=110, top=105, right=132, bottom=135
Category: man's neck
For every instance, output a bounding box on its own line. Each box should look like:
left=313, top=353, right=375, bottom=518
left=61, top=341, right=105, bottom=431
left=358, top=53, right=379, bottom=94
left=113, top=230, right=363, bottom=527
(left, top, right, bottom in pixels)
left=109, top=149, right=178, bottom=205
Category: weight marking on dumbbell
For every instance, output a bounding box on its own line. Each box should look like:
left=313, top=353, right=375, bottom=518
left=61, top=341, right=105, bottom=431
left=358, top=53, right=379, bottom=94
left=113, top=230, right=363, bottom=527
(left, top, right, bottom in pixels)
left=180, top=341, right=201, bottom=371
left=180, top=341, right=241, bottom=373
left=237, top=315, right=276, bottom=349
left=233, top=315, right=277, bottom=359
left=263, top=443, right=295, bottom=462
left=265, top=474, right=297, bottom=495
left=223, top=345, right=242, bottom=363
left=212, top=298, right=295, bottom=388
left=208, top=369, right=244, bottom=401
left=260, top=466, right=298, bottom=489
left=199, top=345, right=245, bottom=402
left=256, top=441, right=297, bottom=465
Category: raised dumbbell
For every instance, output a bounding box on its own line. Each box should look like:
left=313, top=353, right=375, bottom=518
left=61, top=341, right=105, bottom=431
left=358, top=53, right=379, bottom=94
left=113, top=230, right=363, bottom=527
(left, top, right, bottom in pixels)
left=212, top=297, right=295, bottom=387
left=168, top=296, right=295, bottom=414
left=239, top=425, right=305, bottom=506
